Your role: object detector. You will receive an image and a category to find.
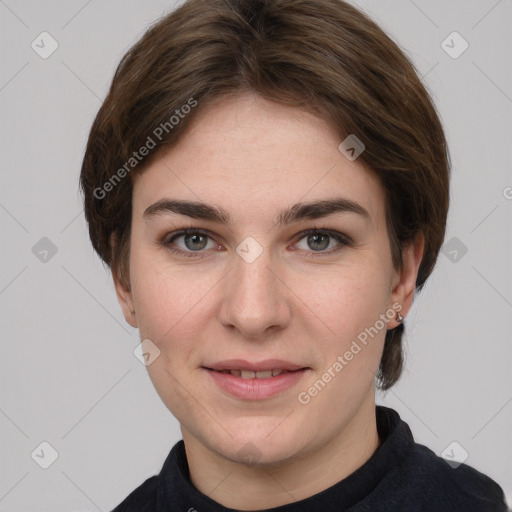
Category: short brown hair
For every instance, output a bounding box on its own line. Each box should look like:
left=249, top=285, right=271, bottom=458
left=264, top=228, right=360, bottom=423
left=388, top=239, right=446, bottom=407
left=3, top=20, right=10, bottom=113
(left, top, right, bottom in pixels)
left=79, top=0, right=451, bottom=390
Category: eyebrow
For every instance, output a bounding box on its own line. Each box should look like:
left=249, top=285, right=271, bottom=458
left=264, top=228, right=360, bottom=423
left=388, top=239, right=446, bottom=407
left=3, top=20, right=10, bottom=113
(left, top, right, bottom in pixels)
left=143, top=197, right=371, bottom=227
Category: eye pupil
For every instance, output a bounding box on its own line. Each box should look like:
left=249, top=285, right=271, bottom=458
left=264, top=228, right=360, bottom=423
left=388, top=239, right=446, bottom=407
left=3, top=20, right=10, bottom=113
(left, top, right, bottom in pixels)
left=185, top=233, right=207, bottom=250
left=308, top=234, right=330, bottom=251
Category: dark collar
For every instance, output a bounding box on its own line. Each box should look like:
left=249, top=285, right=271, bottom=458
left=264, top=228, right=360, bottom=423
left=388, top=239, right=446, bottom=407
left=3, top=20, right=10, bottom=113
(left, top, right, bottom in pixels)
left=154, top=406, right=413, bottom=511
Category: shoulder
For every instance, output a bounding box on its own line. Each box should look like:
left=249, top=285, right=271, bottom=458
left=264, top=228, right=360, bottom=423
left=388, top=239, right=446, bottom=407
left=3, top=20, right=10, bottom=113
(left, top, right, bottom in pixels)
left=108, top=439, right=187, bottom=511
left=109, top=475, right=158, bottom=512
left=398, top=441, right=508, bottom=511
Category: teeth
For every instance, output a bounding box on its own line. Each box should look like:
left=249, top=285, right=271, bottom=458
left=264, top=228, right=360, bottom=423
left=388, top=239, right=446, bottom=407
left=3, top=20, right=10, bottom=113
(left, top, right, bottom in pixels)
left=219, top=369, right=290, bottom=378
left=255, top=370, right=273, bottom=379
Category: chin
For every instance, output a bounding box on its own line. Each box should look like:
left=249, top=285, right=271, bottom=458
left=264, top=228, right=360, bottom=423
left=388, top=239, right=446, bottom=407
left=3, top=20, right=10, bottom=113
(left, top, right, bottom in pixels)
left=207, top=423, right=310, bottom=468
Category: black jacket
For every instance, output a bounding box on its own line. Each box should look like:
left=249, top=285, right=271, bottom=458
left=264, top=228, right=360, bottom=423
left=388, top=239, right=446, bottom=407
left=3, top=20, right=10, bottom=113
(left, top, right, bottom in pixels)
left=111, top=406, right=509, bottom=511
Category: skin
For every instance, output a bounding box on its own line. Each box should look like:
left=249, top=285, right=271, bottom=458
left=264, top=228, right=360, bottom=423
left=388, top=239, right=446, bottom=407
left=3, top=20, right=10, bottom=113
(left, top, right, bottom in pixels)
left=113, top=92, right=424, bottom=510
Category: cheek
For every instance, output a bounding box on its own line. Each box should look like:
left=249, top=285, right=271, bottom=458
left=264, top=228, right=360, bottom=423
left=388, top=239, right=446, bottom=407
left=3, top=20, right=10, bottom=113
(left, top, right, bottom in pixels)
left=301, top=271, right=389, bottom=402
left=130, top=249, right=218, bottom=349
left=130, top=256, right=215, bottom=418
left=293, top=259, right=392, bottom=396
left=298, top=263, right=390, bottom=337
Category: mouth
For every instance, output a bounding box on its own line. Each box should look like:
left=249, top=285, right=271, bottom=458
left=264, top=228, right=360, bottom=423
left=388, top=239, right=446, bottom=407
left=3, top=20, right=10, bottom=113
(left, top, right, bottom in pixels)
left=204, top=368, right=304, bottom=379
left=201, top=360, right=310, bottom=400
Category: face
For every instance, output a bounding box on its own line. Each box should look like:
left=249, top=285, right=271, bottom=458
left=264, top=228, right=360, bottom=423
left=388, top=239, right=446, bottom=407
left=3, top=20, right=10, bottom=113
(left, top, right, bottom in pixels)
left=114, top=92, right=420, bottom=467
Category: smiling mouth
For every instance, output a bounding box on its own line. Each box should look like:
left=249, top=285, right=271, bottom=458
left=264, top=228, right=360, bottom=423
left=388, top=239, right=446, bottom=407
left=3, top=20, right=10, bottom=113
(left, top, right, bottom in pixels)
left=202, top=365, right=309, bottom=400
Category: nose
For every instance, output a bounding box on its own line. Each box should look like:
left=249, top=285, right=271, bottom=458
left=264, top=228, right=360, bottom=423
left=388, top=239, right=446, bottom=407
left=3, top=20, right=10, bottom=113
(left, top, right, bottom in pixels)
left=218, top=249, right=292, bottom=339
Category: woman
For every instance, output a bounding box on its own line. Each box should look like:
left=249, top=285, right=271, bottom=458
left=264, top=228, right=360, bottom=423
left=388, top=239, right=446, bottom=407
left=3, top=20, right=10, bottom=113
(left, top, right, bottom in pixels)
left=79, top=0, right=508, bottom=510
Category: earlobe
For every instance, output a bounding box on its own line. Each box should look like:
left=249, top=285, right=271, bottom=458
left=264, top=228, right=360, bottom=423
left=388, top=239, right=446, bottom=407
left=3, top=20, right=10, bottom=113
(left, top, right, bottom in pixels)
left=113, top=274, right=138, bottom=328
left=110, top=232, right=138, bottom=328
left=388, top=232, right=425, bottom=328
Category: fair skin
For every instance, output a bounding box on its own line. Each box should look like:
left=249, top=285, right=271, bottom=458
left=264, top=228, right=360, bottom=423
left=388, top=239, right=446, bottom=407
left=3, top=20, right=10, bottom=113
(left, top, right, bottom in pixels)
left=113, top=92, right=424, bottom=510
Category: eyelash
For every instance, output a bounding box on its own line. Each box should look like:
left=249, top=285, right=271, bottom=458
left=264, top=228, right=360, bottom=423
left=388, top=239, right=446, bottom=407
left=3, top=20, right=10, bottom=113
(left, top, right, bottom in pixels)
left=158, top=226, right=352, bottom=259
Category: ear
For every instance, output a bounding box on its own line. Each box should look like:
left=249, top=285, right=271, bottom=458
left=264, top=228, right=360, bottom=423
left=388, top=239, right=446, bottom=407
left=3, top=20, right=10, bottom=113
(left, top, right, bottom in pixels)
left=110, top=232, right=138, bottom=328
left=388, top=231, right=424, bottom=328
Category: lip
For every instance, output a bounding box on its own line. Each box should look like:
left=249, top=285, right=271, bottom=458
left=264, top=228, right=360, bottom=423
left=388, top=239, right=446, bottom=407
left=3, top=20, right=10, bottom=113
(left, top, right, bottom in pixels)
left=203, top=359, right=307, bottom=372
left=202, top=366, right=309, bottom=400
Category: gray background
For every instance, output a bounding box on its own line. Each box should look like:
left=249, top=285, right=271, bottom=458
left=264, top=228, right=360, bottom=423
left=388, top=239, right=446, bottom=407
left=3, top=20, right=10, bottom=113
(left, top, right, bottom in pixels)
left=0, top=0, right=511, bottom=510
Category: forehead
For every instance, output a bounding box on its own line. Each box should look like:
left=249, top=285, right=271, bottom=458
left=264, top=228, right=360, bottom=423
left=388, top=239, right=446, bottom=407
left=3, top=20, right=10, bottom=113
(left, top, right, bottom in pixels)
left=132, top=93, right=386, bottom=227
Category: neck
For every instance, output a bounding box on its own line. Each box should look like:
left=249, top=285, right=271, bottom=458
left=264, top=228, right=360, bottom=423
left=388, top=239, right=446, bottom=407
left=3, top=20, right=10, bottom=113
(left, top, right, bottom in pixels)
left=181, top=397, right=380, bottom=510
